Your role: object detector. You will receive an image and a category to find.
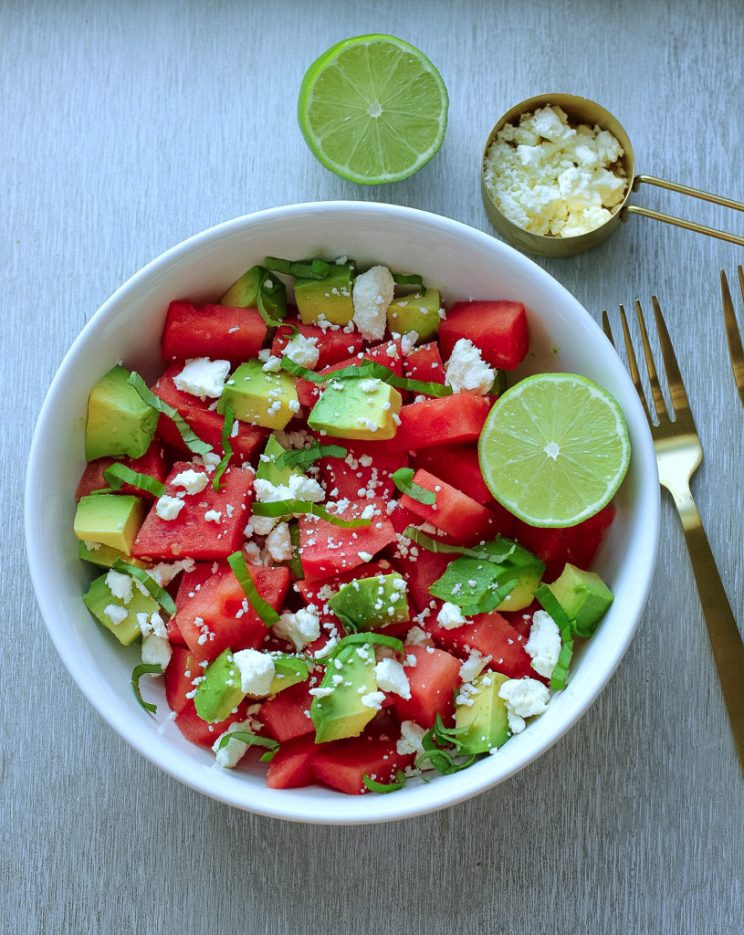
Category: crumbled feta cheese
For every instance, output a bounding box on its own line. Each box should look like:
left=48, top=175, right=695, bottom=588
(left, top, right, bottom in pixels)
left=498, top=677, right=550, bottom=734
left=274, top=607, right=321, bottom=651
left=459, top=649, right=491, bottom=683
left=525, top=610, right=562, bottom=678
left=148, top=559, right=195, bottom=587
left=212, top=719, right=252, bottom=769
left=105, top=569, right=133, bottom=604
left=232, top=649, right=275, bottom=696
left=308, top=686, right=334, bottom=699
left=360, top=378, right=381, bottom=393
left=171, top=469, right=208, bottom=495
left=396, top=720, right=426, bottom=756
left=204, top=509, right=222, bottom=524
left=374, top=658, right=411, bottom=699
left=155, top=495, right=184, bottom=521
left=287, top=473, right=325, bottom=503
left=142, top=633, right=172, bottom=669
left=445, top=338, right=495, bottom=395
left=436, top=601, right=468, bottom=630
left=261, top=355, right=282, bottom=372
left=82, top=540, right=101, bottom=551
left=266, top=522, right=293, bottom=562
left=245, top=514, right=278, bottom=537
left=360, top=690, right=386, bottom=711
left=103, top=604, right=128, bottom=626
left=352, top=265, right=395, bottom=340
left=137, top=610, right=167, bottom=639
left=400, top=331, right=419, bottom=355
left=357, top=550, right=373, bottom=563
left=195, top=451, right=221, bottom=473
left=483, top=104, right=627, bottom=238
left=406, top=626, right=429, bottom=645
left=284, top=333, right=320, bottom=369
left=173, top=357, right=230, bottom=399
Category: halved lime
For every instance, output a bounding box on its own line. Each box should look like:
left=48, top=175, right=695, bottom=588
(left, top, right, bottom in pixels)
left=478, top=373, right=631, bottom=527
left=297, top=34, right=448, bottom=185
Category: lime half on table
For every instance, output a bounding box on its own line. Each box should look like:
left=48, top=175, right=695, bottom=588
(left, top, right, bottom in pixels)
left=298, top=34, right=448, bottom=185
left=478, top=373, right=631, bottom=528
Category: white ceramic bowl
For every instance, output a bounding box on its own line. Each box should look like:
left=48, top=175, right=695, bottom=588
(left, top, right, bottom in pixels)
left=25, top=201, right=659, bottom=824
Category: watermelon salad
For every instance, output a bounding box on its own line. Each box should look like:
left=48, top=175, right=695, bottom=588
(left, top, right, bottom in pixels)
left=72, top=256, right=620, bottom=796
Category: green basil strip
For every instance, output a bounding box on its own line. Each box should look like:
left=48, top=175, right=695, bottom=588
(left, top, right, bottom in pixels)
left=216, top=730, right=279, bottom=752
left=393, top=273, right=424, bottom=287
left=362, top=769, right=407, bottom=794
left=264, top=256, right=331, bottom=281
left=227, top=551, right=280, bottom=626
left=391, top=467, right=436, bottom=505
left=131, top=663, right=163, bottom=714
left=326, top=632, right=405, bottom=660
left=112, top=559, right=177, bottom=616
left=415, top=713, right=478, bottom=775
left=279, top=357, right=453, bottom=399
left=212, top=404, right=235, bottom=491
left=275, top=443, right=347, bottom=471
left=458, top=578, right=519, bottom=616
left=550, top=635, right=574, bottom=691
left=402, top=526, right=516, bottom=564
left=252, top=500, right=371, bottom=529
left=256, top=268, right=287, bottom=326
left=259, top=748, right=279, bottom=763
left=128, top=372, right=213, bottom=455
left=535, top=584, right=575, bottom=690
left=103, top=463, right=166, bottom=498
left=88, top=486, right=116, bottom=495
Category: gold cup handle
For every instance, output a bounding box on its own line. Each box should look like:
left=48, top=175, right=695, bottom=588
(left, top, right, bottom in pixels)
left=623, top=175, right=744, bottom=246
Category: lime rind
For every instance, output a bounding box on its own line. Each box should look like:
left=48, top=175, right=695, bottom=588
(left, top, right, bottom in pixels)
left=478, top=373, right=631, bottom=528
left=298, top=34, right=448, bottom=185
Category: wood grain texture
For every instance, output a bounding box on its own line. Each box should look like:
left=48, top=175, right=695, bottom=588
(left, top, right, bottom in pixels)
left=2, top=1, right=743, bottom=932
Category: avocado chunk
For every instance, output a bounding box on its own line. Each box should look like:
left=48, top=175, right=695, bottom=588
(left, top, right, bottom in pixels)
left=74, top=494, right=145, bottom=555
left=494, top=562, right=544, bottom=612
left=294, top=263, right=355, bottom=326
left=269, top=654, right=311, bottom=694
left=78, top=540, right=148, bottom=569
left=82, top=572, right=159, bottom=646
left=307, top=378, right=402, bottom=441
left=220, top=265, right=262, bottom=307
left=311, top=642, right=378, bottom=743
left=328, top=573, right=410, bottom=632
left=85, top=365, right=158, bottom=461
left=455, top=671, right=511, bottom=753
left=255, top=435, right=300, bottom=487
left=387, top=288, right=442, bottom=341
left=546, top=563, right=613, bottom=637
left=221, top=360, right=299, bottom=430
left=195, top=649, right=246, bottom=723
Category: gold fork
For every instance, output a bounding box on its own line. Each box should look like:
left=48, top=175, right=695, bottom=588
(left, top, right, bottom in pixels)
left=602, top=298, right=744, bottom=771
left=720, top=267, right=744, bottom=405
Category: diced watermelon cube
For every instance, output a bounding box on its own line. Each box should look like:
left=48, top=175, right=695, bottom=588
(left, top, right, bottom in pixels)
left=394, top=548, right=451, bottom=613
left=175, top=699, right=248, bottom=747
left=392, top=645, right=461, bottom=728
left=260, top=681, right=315, bottom=743
left=413, top=444, right=492, bottom=505
left=266, top=735, right=319, bottom=789
left=399, top=469, right=496, bottom=545
left=271, top=319, right=364, bottom=369
left=394, top=394, right=492, bottom=450
left=514, top=504, right=616, bottom=581
left=75, top=441, right=169, bottom=501
left=321, top=339, right=404, bottom=378
left=403, top=342, right=445, bottom=385
left=312, top=737, right=414, bottom=795
left=298, top=500, right=397, bottom=581
left=439, top=300, right=529, bottom=370
left=161, top=301, right=267, bottom=362
left=431, top=611, right=532, bottom=678
left=294, top=558, right=395, bottom=606
left=164, top=646, right=201, bottom=714
left=317, top=443, right=408, bottom=501
left=132, top=462, right=254, bottom=561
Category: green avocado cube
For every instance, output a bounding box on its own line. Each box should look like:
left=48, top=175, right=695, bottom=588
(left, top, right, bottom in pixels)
left=85, top=365, right=158, bottom=461
left=220, top=265, right=262, bottom=307
left=386, top=288, right=442, bottom=341
left=195, top=649, right=246, bottom=723
left=269, top=654, right=311, bottom=694
left=455, top=672, right=511, bottom=754
left=294, top=263, right=354, bottom=326
left=255, top=435, right=300, bottom=487
left=221, top=360, right=299, bottom=430
left=78, top=540, right=148, bottom=569
left=546, top=563, right=614, bottom=637
left=328, top=573, right=410, bottom=632
left=82, top=572, right=159, bottom=646
left=74, top=494, right=145, bottom=555
left=310, top=643, right=378, bottom=743
left=307, top=378, right=402, bottom=441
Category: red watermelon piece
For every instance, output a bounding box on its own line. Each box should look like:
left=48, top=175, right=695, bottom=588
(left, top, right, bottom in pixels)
left=161, top=301, right=267, bottom=362
left=439, top=300, right=528, bottom=370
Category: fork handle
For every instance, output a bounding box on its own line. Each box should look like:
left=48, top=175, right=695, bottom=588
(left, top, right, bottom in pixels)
left=673, top=491, right=744, bottom=771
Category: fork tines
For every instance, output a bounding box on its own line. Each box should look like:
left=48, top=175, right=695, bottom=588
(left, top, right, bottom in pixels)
left=720, top=267, right=744, bottom=405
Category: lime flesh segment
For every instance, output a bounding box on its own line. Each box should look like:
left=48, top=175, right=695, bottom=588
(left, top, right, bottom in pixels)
left=478, top=373, right=631, bottom=528
left=298, top=34, right=448, bottom=185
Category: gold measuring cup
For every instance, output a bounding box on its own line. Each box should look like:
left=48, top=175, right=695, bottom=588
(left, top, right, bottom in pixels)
left=481, top=93, right=744, bottom=258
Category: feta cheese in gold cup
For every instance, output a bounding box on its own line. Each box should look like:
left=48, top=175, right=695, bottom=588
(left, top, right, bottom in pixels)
left=481, top=92, right=744, bottom=257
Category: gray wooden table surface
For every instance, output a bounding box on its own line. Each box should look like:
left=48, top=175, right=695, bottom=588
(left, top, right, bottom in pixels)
left=2, top=1, right=742, bottom=933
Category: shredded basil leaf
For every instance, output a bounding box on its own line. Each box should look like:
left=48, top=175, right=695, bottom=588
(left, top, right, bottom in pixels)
left=128, top=372, right=213, bottom=455
left=280, top=356, right=452, bottom=399
left=256, top=268, right=287, bottom=326
left=259, top=748, right=279, bottom=762
left=252, top=500, right=371, bottom=529
left=131, top=663, right=163, bottom=714
left=535, top=584, right=575, bottom=690
left=103, top=463, right=166, bottom=498
left=415, top=714, right=477, bottom=775
left=227, top=551, right=280, bottom=626
left=264, top=256, right=331, bottom=281
left=391, top=468, right=436, bottom=505
left=275, top=443, right=347, bottom=470
left=362, top=769, right=407, bottom=794
left=393, top=273, right=424, bottom=287
left=212, top=404, right=235, bottom=491
left=402, top=527, right=516, bottom=564
left=325, top=632, right=405, bottom=660
left=216, top=730, right=279, bottom=752
left=113, top=559, right=177, bottom=616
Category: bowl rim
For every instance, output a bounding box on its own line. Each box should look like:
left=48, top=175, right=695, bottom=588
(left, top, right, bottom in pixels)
left=24, top=200, right=659, bottom=824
